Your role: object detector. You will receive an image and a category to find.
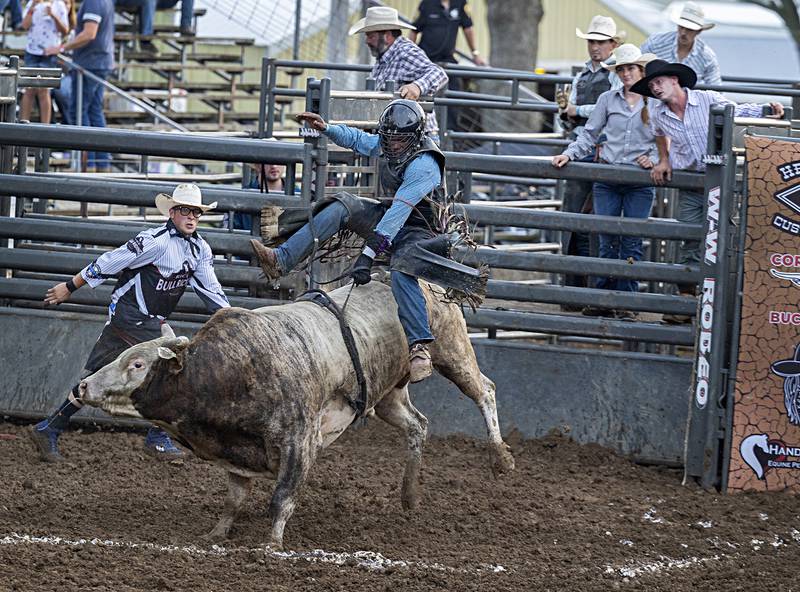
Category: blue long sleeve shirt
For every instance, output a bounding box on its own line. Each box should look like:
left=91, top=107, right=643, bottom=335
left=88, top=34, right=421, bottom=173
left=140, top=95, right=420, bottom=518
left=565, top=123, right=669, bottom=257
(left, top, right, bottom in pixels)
left=324, top=124, right=441, bottom=244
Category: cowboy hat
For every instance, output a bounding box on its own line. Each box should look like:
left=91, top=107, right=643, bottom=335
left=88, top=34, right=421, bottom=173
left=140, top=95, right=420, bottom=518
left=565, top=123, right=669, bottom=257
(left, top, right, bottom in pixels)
left=629, top=59, right=698, bottom=98
left=771, top=344, right=800, bottom=377
left=672, top=1, right=715, bottom=31
left=155, top=183, right=217, bottom=217
left=348, top=6, right=415, bottom=36
left=575, top=15, right=626, bottom=42
left=601, top=44, right=657, bottom=71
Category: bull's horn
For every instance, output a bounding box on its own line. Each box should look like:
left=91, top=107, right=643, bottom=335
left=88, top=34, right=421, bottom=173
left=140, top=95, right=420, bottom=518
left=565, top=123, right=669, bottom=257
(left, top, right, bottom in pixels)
left=161, top=336, right=190, bottom=352
left=161, top=323, right=176, bottom=339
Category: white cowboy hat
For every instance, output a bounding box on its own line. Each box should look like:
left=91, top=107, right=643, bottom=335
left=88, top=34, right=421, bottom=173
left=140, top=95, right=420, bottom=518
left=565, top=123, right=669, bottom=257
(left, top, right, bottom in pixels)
left=601, top=44, right=657, bottom=71
left=575, top=15, right=626, bottom=42
left=155, top=183, right=217, bottom=217
left=672, top=1, right=714, bottom=31
left=348, top=6, right=416, bottom=36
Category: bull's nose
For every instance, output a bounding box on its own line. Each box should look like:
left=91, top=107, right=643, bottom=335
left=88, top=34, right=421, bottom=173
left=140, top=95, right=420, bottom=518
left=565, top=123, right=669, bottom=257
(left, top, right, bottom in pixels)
left=78, top=380, right=88, bottom=399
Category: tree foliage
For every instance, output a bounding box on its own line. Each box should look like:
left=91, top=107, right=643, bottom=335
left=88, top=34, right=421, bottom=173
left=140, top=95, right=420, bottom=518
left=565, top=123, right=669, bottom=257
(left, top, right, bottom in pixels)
left=741, top=0, right=800, bottom=61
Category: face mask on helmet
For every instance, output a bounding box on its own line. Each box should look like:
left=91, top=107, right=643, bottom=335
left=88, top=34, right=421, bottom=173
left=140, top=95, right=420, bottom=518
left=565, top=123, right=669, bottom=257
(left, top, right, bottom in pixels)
left=378, top=100, right=425, bottom=163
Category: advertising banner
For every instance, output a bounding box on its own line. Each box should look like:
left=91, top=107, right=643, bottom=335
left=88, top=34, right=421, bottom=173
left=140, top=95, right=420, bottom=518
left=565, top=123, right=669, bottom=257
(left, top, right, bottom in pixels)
left=729, top=136, right=800, bottom=491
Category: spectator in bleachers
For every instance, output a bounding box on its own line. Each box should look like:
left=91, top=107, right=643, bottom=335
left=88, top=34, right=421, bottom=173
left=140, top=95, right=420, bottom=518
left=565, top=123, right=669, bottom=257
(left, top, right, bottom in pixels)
left=349, top=6, right=448, bottom=140
left=0, top=0, right=23, bottom=29
left=632, top=59, right=783, bottom=323
left=114, top=0, right=193, bottom=54
left=20, top=0, right=69, bottom=124
left=45, top=0, right=114, bottom=170
left=559, top=15, right=623, bottom=296
left=640, top=1, right=721, bottom=86
left=114, top=0, right=157, bottom=53
left=157, top=0, right=193, bottom=36
left=552, top=45, right=658, bottom=320
left=228, top=162, right=286, bottom=232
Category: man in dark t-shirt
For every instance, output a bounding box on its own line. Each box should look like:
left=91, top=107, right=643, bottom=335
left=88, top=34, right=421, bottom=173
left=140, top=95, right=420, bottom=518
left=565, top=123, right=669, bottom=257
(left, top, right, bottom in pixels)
left=409, top=0, right=484, bottom=65
left=45, top=0, right=114, bottom=171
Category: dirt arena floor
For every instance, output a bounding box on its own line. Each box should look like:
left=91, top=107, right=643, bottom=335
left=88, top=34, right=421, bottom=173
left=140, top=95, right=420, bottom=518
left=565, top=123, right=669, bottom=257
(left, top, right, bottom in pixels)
left=1, top=419, right=798, bottom=592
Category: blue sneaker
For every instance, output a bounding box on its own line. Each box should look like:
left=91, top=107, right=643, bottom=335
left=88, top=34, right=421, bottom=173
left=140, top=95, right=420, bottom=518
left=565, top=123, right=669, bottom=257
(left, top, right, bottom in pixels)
left=29, top=421, right=64, bottom=463
left=144, top=427, right=185, bottom=460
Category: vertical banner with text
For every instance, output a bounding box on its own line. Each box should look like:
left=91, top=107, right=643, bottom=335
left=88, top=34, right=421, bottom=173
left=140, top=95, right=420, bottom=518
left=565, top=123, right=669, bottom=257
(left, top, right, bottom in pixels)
left=730, top=136, right=800, bottom=492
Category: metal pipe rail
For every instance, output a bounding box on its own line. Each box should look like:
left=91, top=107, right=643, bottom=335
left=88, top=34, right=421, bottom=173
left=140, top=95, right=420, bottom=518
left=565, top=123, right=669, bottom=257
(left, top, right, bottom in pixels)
left=0, top=277, right=271, bottom=313
left=471, top=174, right=558, bottom=186
left=458, top=204, right=703, bottom=240
left=0, top=173, right=301, bottom=211
left=448, top=131, right=571, bottom=147
left=457, top=247, right=701, bottom=284
left=487, top=281, right=696, bottom=315
left=0, top=123, right=308, bottom=165
left=445, top=152, right=705, bottom=191
left=0, top=217, right=255, bottom=258
left=0, top=246, right=695, bottom=315
left=0, top=247, right=262, bottom=288
left=463, top=308, right=694, bottom=346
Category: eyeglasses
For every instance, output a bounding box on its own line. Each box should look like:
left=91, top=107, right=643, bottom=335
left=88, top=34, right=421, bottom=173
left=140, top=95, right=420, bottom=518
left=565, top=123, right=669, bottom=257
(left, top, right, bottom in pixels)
left=173, top=206, right=204, bottom=218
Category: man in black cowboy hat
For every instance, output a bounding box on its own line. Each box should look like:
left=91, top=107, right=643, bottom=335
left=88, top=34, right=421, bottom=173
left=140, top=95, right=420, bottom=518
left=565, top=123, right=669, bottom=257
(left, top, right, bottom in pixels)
left=631, top=59, right=784, bottom=323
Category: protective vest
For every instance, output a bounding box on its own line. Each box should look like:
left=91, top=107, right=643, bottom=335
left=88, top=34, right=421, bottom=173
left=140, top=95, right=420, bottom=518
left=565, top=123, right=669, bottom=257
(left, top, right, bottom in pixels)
left=377, top=135, right=446, bottom=230
left=574, top=67, right=611, bottom=126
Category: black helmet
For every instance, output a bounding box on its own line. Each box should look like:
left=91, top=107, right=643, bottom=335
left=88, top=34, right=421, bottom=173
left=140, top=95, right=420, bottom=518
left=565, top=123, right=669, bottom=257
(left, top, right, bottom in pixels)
left=378, top=99, right=426, bottom=165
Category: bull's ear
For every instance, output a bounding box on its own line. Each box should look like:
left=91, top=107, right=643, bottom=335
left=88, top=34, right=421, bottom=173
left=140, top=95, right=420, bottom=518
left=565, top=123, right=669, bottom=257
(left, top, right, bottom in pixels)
left=161, top=324, right=176, bottom=339
left=158, top=347, right=177, bottom=360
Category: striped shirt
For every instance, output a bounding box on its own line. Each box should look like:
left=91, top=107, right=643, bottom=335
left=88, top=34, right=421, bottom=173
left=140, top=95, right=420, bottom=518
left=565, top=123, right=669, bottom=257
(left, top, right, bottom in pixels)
left=371, top=36, right=448, bottom=135
left=564, top=88, right=657, bottom=166
left=649, top=89, right=762, bottom=171
left=325, top=123, right=441, bottom=241
left=80, top=220, right=230, bottom=324
left=640, top=31, right=721, bottom=86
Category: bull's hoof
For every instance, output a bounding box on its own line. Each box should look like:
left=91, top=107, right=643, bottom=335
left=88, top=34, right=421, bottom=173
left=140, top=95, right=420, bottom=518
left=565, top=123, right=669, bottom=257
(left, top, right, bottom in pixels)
left=200, top=529, right=228, bottom=544
left=401, top=495, right=419, bottom=512
left=491, top=443, right=516, bottom=477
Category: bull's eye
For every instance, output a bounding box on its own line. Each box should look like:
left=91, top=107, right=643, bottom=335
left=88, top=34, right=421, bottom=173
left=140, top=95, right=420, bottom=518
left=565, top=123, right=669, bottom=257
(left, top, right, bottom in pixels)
left=133, top=362, right=144, bottom=369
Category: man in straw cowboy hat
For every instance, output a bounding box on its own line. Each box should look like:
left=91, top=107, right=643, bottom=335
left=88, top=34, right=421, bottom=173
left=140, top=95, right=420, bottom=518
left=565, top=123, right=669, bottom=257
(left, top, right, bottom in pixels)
left=631, top=59, right=783, bottom=323
left=30, top=183, right=230, bottom=462
left=559, top=15, right=624, bottom=295
left=349, top=5, right=448, bottom=139
left=640, top=1, right=721, bottom=85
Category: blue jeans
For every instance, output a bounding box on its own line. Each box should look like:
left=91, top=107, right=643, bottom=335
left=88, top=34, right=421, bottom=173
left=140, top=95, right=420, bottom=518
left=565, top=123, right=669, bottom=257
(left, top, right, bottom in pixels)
left=591, top=182, right=655, bottom=292
left=70, top=69, right=111, bottom=170
left=275, top=201, right=434, bottom=345
left=157, top=0, right=193, bottom=30
left=53, top=71, right=72, bottom=124
left=0, top=0, right=22, bottom=27
left=677, top=189, right=704, bottom=293
left=115, top=0, right=155, bottom=35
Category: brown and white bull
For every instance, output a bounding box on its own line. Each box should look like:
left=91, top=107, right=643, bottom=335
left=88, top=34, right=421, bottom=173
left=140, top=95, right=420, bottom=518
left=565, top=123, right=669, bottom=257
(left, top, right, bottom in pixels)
left=77, top=280, right=515, bottom=550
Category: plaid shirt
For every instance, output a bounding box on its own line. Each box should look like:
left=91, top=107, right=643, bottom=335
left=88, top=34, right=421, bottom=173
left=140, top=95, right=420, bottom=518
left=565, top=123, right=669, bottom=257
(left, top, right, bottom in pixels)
left=640, top=31, right=721, bottom=86
left=371, top=36, right=448, bottom=135
left=649, top=89, right=762, bottom=171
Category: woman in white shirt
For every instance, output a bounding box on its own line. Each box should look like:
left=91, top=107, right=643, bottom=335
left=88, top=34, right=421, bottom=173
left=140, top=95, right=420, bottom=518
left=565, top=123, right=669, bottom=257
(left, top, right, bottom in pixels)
left=20, top=0, right=69, bottom=123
